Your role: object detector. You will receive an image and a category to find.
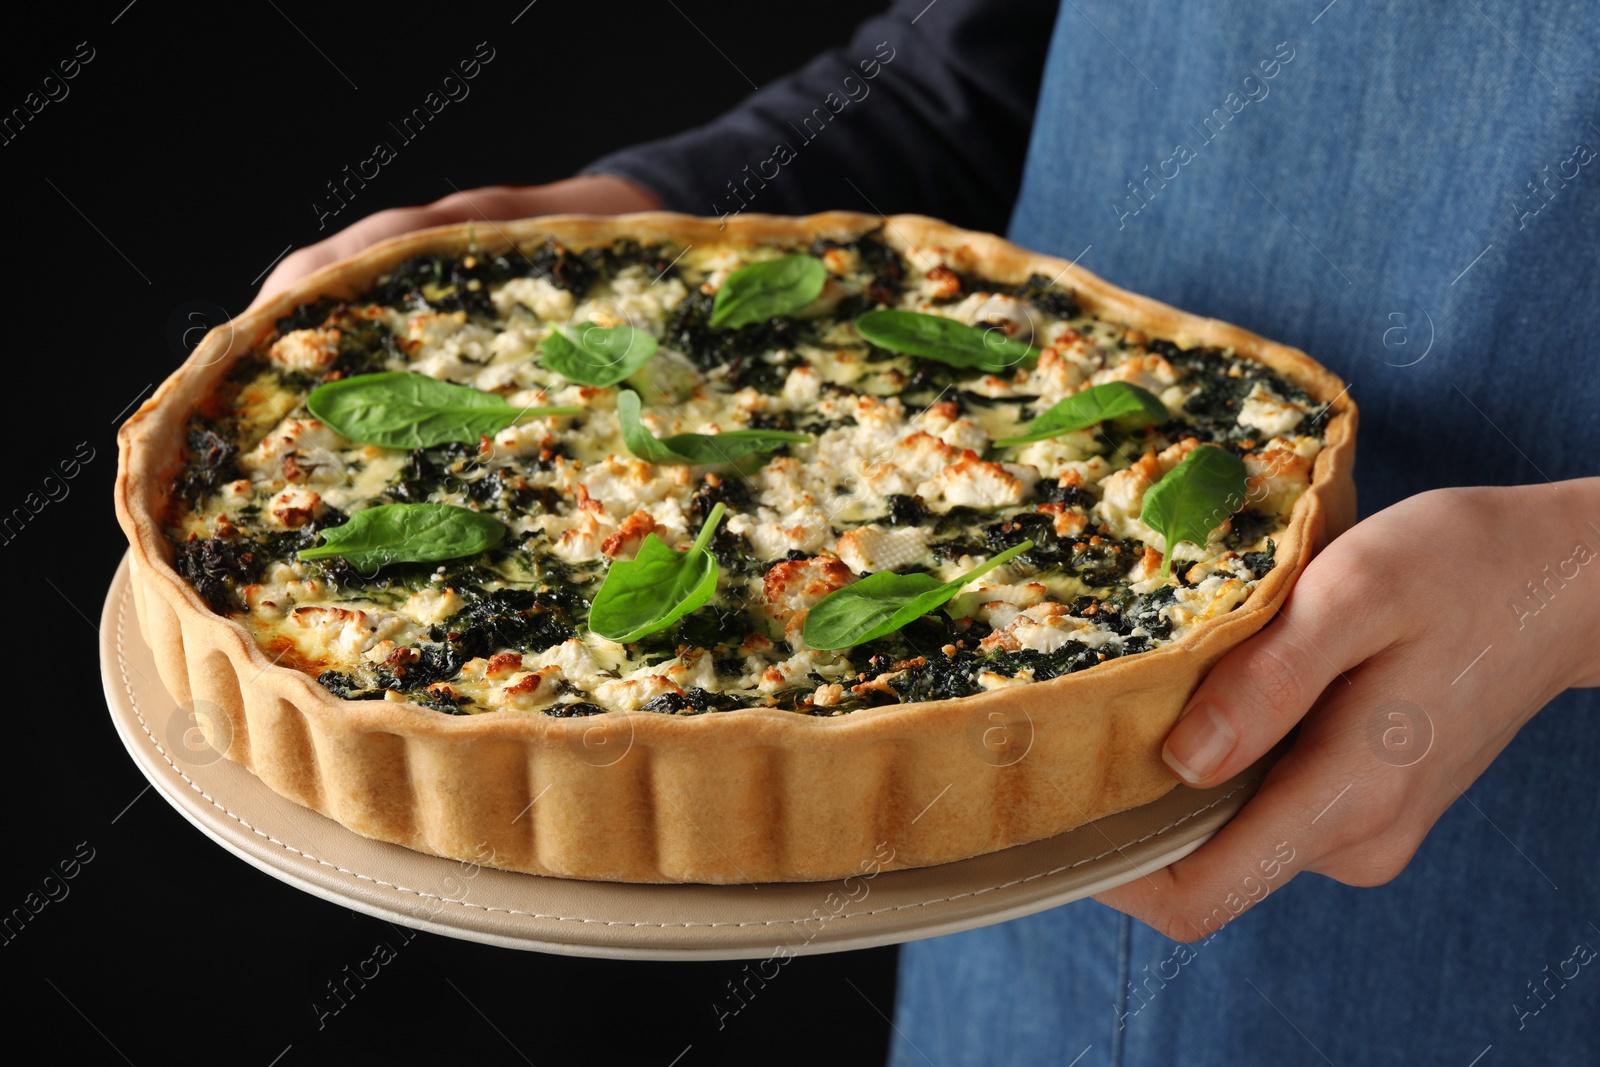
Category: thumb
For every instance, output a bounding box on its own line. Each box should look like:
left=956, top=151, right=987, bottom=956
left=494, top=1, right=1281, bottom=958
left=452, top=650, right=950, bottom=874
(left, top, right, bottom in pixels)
left=1162, top=575, right=1381, bottom=788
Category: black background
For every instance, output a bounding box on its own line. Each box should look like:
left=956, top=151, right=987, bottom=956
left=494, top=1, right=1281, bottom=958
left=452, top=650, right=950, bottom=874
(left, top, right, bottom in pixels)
left=4, top=3, right=902, bottom=1064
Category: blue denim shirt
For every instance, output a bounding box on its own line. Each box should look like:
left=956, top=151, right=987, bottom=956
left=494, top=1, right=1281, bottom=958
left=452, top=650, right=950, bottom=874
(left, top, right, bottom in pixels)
left=1008, top=1, right=1600, bottom=516
left=967, top=10, right=1600, bottom=1063
left=592, top=2, right=1600, bottom=1062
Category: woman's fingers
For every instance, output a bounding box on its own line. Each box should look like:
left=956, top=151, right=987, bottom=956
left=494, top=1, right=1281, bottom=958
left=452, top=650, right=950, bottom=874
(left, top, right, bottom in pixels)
left=1093, top=741, right=1328, bottom=941
left=247, top=175, right=661, bottom=310
left=1097, top=670, right=1422, bottom=939
left=1101, top=554, right=1407, bottom=937
left=249, top=205, right=442, bottom=310
left=1161, top=554, right=1394, bottom=789
left=1100, top=483, right=1600, bottom=938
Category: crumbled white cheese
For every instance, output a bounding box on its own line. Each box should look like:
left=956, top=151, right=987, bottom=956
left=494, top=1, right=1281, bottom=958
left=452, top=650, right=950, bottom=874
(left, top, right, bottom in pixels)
left=179, top=234, right=1325, bottom=716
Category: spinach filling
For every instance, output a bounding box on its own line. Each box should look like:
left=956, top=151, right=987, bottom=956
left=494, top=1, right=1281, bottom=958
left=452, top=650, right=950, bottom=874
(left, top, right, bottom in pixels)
left=166, top=233, right=1318, bottom=717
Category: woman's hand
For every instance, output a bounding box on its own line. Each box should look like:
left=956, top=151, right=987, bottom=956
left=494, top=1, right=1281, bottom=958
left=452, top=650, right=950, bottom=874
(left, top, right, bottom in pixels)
left=250, top=174, right=660, bottom=309
left=1096, top=478, right=1600, bottom=941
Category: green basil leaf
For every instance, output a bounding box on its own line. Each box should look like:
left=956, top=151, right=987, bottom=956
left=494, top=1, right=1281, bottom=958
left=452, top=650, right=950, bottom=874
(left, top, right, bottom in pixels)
left=1139, top=445, right=1250, bottom=580
left=297, top=503, right=505, bottom=570
left=854, top=309, right=1038, bottom=373
left=803, top=540, right=1034, bottom=650
left=537, top=324, right=659, bottom=387
left=588, top=503, right=727, bottom=643
left=709, top=254, right=828, bottom=329
left=306, top=372, right=580, bottom=449
left=994, top=382, right=1169, bottom=447
left=616, top=389, right=810, bottom=464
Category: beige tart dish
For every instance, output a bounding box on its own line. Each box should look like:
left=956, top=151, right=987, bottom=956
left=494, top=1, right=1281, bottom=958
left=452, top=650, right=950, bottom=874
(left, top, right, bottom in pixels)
left=115, top=212, right=1356, bottom=884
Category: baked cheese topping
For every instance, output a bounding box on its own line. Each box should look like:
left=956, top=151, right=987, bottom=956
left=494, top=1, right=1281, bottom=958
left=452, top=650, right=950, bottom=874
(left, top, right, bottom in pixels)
left=166, top=233, right=1325, bottom=716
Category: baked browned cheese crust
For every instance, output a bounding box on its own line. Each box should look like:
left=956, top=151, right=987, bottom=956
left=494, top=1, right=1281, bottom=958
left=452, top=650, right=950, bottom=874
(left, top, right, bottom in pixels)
left=116, top=213, right=1356, bottom=883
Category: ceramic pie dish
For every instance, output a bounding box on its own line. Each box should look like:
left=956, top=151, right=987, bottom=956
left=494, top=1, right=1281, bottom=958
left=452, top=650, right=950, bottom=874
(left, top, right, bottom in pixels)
left=114, top=212, right=1356, bottom=883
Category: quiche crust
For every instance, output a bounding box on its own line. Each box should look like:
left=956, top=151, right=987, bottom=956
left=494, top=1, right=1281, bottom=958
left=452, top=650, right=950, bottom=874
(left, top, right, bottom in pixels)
left=116, top=213, right=1356, bottom=883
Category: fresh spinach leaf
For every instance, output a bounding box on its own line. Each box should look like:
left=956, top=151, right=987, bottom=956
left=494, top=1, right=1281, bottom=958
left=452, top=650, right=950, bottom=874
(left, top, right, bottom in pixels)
left=1139, top=445, right=1250, bottom=580
left=306, top=372, right=579, bottom=448
left=854, top=309, right=1038, bottom=373
left=537, top=324, right=658, bottom=386
left=803, top=540, right=1034, bottom=650
left=616, top=389, right=809, bottom=464
left=994, top=382, right=1168, bottom=447
left=297, top=502, right=505, bottom=570
left=588, top=503, right=727, bottom=642
left=709, top=254, right=827, bottom=329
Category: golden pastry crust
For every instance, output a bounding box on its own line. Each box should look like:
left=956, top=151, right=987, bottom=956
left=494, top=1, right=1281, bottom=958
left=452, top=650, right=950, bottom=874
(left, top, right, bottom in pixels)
left=116, top=212, right=1357, bottom=883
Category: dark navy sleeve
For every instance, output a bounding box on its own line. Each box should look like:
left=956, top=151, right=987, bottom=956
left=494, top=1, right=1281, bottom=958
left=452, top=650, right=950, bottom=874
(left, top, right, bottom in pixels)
left=582, top=0, right=1059, bottom=234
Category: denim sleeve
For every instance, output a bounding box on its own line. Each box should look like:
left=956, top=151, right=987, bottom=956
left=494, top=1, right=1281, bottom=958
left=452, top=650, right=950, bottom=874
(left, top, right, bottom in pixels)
left=581, top=0, right=1059, bottom=234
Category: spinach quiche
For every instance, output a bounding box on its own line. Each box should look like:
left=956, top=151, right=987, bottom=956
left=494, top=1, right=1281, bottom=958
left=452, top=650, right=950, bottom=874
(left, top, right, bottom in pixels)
left=116, top=213, right=1355, bottom=883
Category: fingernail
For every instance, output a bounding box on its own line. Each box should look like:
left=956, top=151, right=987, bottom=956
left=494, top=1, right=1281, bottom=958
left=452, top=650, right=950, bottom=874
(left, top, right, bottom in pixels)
left=1163, top=704, right=1237, bottom=785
